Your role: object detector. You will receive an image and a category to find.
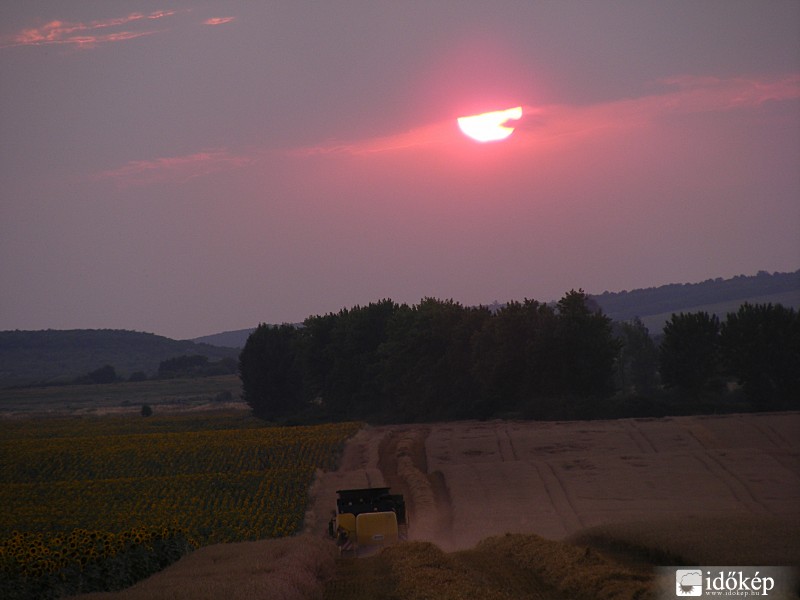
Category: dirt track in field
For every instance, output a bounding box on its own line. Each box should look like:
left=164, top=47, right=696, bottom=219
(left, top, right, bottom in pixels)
left=308, top=412, right=800, bottom=552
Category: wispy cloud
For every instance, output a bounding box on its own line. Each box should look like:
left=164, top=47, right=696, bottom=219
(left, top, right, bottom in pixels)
left=652, top=74, right=800, bottom=111
left=1, top=9, right=179, bottom=49
left=293, top=122, right=458, bottom=157
left=92, top=149, right=257, bottom=187
left=88, top=74, right=800, bottom=186
left=524, top=74, right=800, bottom=143
left=292, top=74, right=800, bottom=157
left=204, top=17, right=236, bottom=26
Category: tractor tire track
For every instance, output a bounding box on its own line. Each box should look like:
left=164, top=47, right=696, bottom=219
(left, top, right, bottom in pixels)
left=750, top=418, right=790, bottom=449
left=535, top=461, right=584, bottom=535
left=624, top=420, right=658, bottom=453
left=496, top=423, right=518, bottom=461
left=690, top=452, right=771, bottom=515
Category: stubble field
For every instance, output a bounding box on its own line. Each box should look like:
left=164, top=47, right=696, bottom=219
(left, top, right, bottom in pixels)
left=311, top=411, right=800, bottom=599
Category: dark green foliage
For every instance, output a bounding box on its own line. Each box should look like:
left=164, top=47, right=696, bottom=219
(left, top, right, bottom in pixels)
left=212, top=357, right=239, bottom=376
left=553, top=290, right=620, bottom=398
left=379, top=299, right=490, bottom=421
left=240, top=293, right=623, bottom=423
left=471, top=299, right=557, bottom=415
left=157, top=355, right=237, bottom=379
left=73, top=364, right=120, bottom=385
left=720, top=303, right=800, bottom=410
left=301, top=299, right=400, bottom=419
left=239, top=324, right=303, bottom=420
left=240, top=295, right=800, bottom=422
left=141, top=404, right=153, bottom=417
left=158, top=354, right=209, bottom=376
left=616, top=317, right=659, bottom=395
left=659, top=312, right=722, bottom=395
left=87, top=364, right=119, bottom=384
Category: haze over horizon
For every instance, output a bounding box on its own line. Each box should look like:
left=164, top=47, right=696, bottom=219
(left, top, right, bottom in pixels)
left=2, top=2, right=799, bottom=340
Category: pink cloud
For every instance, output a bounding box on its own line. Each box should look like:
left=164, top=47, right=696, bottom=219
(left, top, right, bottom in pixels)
left=527, top=74, right=800, bottom=143
left=92, top=149, right=257, bottom=187
left=1, top=9, right=179, bottom=49
left=293, top=121, right=459, bottom=157
left=292, top=74, right=800, bottom=157
left=204, top=17, right=236, bottom=26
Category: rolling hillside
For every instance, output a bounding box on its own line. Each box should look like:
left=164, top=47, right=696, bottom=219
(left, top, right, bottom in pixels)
left=591, top=269, right=799, bottom=334
left=0, top=330, right=239, bottom=387
left=192, top=328, right=257, bottom=349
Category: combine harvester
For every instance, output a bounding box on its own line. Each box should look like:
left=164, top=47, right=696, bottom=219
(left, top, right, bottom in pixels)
left=328, top=487, right=408, bottom=555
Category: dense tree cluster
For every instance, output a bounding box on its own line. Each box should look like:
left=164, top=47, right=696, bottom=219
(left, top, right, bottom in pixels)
left=241, top=295, right=799, bottom=423
left=156, top=355, right=237, bottom=379
left=73, top=364, right=120, bottom=385
left=239, top=291, right=620, bottom=422
left=660, top=303, right=800, bottom=410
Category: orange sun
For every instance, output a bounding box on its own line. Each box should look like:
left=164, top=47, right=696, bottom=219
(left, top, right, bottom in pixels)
left=457, top=106, right=523, bottom=142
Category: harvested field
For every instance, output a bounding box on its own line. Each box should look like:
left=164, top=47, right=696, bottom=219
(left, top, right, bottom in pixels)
left=311, top=412, right=800, bottom=556
left=314, top=412, right=800, bottom=599
left=77, top=412, right=800, bottom=599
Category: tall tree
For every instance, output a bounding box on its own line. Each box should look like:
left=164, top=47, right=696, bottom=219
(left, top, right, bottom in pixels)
left=299, top=312, right=338, bottom=407
left=239, top=324, right=303, bottom=420
left=616, top=317, right=659, bottom=395
left=327, top=299, right=400, bottom=417
left=471, top=299, right=557, bottom=414
left=379, top=299, right=489, bottom=421
left=659, top=312, right=722, bottom=396
left=720, top=303, right=800, bottom=410
left=553, top=290, right=620, bottom=398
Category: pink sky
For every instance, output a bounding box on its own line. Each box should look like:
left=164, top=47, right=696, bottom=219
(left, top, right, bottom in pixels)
left=1, top=2, right=799, bottom=339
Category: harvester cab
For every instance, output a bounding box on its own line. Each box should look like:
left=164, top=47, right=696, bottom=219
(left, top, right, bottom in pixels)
left=328, top=487, right=407, bottom=555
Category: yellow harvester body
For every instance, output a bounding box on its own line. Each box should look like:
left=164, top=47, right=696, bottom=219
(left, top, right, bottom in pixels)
left=329, top=488, right=406, bottom=555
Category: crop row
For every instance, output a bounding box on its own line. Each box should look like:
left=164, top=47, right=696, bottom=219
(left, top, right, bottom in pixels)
left=0, top=411, right=265, bottom=441
left=1, top=469, right=312, bottom=544
left=0, top=416, right=360, bottom=597
left=1, top=421, right=358, bottom=483
left=0, top=526, right=196, bottom=580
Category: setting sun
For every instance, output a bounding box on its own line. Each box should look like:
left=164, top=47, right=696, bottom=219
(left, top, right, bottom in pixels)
left=457, top=106, right=523, bottom=142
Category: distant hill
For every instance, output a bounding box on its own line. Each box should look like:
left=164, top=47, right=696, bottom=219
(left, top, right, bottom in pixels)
left=591, top=269, right=800, bottom=335
left=192, top=328, right=256, bottom=349
left=0, top=330, right=239, bottom=387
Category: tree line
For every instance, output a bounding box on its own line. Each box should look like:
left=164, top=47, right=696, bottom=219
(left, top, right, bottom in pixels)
left=659, top=303, right=799, bottom=410
left=240, top=293, right=799, bottom=423
left=73, top=355, right=238, bottom=385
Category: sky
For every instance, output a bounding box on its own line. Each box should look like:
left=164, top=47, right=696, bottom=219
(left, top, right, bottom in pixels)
left=1, top=2, right=799, bottom=340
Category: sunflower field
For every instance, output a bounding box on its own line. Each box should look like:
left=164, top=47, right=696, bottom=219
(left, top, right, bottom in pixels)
left=0, top=412, right=360, bottom=599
